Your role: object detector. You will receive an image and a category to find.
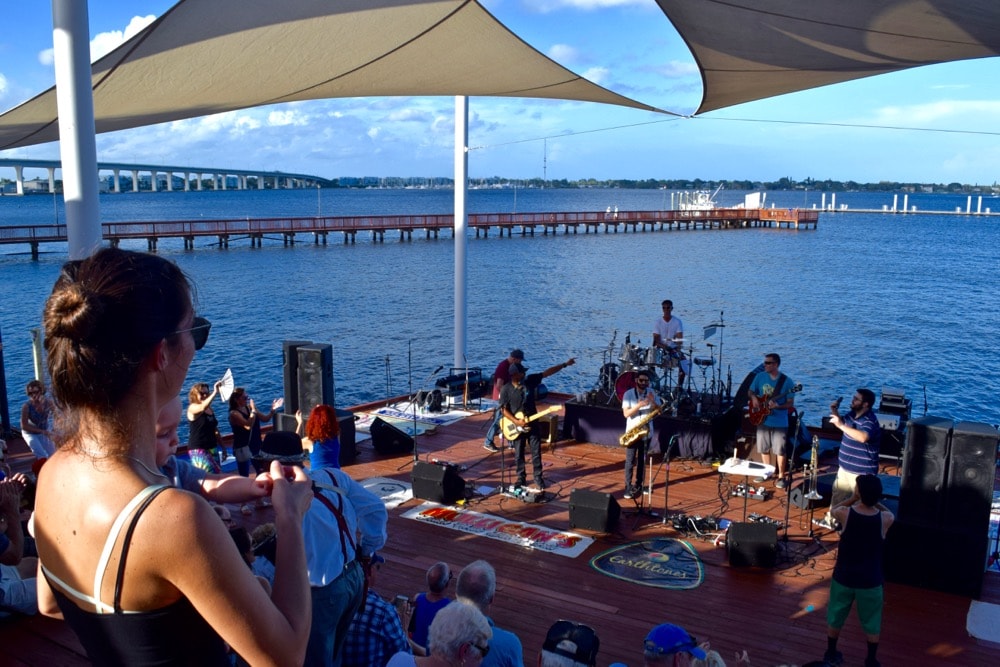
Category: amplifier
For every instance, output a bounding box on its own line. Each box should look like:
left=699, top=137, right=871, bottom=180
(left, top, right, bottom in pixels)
left=876, top=413, right=901, bottom=431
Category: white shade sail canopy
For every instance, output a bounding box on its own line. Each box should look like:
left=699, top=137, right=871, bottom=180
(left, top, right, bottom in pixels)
left=0, top=0, right=665, bottom=150
left=656, top=0, right=1000, bottom=115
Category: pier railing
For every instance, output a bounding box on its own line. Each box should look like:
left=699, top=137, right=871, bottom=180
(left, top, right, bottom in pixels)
left=0, top=207, right=818, bottom=257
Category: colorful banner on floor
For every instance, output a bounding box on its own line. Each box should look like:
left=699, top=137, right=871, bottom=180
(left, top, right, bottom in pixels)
left=401, top=502, right=593, bottom=558
left=589, top=538, right=704, bottom=589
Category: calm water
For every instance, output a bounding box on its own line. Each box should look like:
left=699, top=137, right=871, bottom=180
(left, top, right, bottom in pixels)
left=2, top=188, right=998, bottom=440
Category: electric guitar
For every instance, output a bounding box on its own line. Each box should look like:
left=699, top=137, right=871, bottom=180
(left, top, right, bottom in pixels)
left=747, top=383, right=803, bottom=426
left=501, top=405, right=561, bottom=440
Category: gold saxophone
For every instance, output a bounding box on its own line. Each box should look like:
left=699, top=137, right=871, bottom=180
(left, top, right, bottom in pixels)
left=620, top=403, right=664, bottom=447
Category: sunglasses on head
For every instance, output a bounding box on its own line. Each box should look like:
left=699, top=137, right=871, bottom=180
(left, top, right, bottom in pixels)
left=171, top=316, right=212, bottom=351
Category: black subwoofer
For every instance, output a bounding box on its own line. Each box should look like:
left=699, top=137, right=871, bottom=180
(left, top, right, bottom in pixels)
left=370, top=417, right=413, bottom=456
left=568, top=489, right=620, bottom=532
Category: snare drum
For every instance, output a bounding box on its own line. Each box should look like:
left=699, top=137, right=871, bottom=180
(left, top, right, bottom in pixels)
left=693, top=357, right=714, bottom=367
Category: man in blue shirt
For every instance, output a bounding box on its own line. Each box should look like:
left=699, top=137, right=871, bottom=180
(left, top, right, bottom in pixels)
left=456, top=559, right=524, bottom=667
left=827, top=388, right=882, bottom=518
left=747, top=353, right=795, bottom=489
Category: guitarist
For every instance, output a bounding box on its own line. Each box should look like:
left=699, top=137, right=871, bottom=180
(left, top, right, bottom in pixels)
left=499, top=358, right=575, bottom=491
left=621, top=370, right=661, bottom=500
left=747, top=353, right=795, bottom=489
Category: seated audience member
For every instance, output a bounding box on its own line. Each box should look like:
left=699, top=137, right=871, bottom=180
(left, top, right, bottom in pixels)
left=20, top=380, right=56, bottom=460
left=343, top=553, right=410, bottom=667
left=408, top=561, right=453, bottom=655
left=643, top=624, right=707, bottom=667
left=1, top=477, right=37, bottom=615
left=540, top=620, right=600, bottom=667
left=297, top=405, right=342, bottom=470
left=302, top=464, right=388, bottom=667
left=387, top=599, right=492, bottom=667
left=157, top=396, right=274, bottom=507
left=456, top=559, right=524, bottom=667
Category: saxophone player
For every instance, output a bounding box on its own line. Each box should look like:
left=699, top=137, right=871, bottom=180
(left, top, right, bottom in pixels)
left=622, top=370, right=661, bottom=500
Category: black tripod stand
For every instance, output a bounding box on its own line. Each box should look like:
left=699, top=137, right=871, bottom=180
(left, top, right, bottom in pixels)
left=625, top=438, right=659, bottom=528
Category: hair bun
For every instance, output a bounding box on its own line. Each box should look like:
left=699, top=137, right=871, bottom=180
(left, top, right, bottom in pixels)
left=45, top=283, right=104, bottom=342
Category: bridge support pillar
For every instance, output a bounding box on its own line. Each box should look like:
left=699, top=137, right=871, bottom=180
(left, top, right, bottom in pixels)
left=147, top=237, right=158, bottom=252
left=184, top=236, right=194, bottom=250
left=30, top=242, right=39, bottom=260
left=218, top=234, right=229, bottom=248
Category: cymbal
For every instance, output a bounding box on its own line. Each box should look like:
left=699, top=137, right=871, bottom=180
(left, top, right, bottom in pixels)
left=705, top=323, right=726, bottom=328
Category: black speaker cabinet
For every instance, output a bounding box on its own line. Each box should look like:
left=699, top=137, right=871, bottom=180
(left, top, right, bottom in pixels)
left=411, top=461, right=465, bottom=504
left=370, top=417, right=414, bottom=456
left=789, top=472, right=836, bottom=509
left=282, top=339, right=313, bottom=414
left=885, top=520, right=989, bottom=598
left=727, top=522, right=778, bottom=568
left=568, top=489, right=620, bottom=532
left=898, top=416, right=952, bottom=525
left=944, top=421, right=998, bottom=533
left=297, top=344, right=335, bottom=413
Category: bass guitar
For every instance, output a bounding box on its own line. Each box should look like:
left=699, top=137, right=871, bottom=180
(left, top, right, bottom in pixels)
left=501, top=405, right=561, bottom=440
left=747, top=383, right=803, bottom=426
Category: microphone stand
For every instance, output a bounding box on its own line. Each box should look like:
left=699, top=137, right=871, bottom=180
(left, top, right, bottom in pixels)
left=398, top=347, right=444, bottom=470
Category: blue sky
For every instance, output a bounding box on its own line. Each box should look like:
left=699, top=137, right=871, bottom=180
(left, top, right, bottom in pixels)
left=1, top=0, right=998, bottom=185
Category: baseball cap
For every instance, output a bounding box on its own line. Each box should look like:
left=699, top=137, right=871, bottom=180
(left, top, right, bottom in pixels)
left=508, top=363, right=527, bottom=375
left=644, top=623, right=706, bottom=659
left=510, top=349, right=525, bottom=360
left=543, top=620, right=599, bottom=666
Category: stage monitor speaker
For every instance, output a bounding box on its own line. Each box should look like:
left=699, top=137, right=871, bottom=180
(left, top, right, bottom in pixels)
left=297, top=344, right=334, bottom=414
left=568, top=489, right=620, bottom=533
left=370, top=417, right=414, bottom=456
left=789, top=472, right=836, bottom=510
left=727, top=522, right=778, bottom=568
left=282, top=340, right=313, bottom=414
left=943, top=421, right=998, bottom=533
left=898, top=416, right=952, bottom=525
left=411, top=461, right=465, bottom=504
left=884, top=520, right=988, bottom=598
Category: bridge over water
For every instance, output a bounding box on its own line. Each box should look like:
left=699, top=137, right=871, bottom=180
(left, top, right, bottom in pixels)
left=0, top=158, right=333, bottom=195
left=0, top=207, right=817, bottom=258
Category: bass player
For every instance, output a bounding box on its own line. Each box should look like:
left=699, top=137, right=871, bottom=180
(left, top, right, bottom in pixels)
left=499, top=358, right=575, bottom=491
left=747, top=353, right=795, bottom=489
left=621, top=369, right=661, bottom=500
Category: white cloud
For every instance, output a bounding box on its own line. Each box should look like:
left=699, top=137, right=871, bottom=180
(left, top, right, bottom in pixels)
left=39, top=14, right=157, bottom=66
left=652, top=60, right=699, bottom=78
left=871, top=100, right=1000, bottom=125
left=267, top=110, right=309, bottom=127
left=0, top=73, right=7, bottom=96
left=531, top=0, right=648, bottom=13
left=548, top=44, right=579, bottom=65
left=582, top=66, right=609, bottom=85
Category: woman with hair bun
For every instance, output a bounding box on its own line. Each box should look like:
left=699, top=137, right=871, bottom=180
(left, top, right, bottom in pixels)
left=32, top=247, right=314, bottom=666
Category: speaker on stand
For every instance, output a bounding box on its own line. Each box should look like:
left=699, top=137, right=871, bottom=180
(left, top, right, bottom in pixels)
left=897, top=416, right=952, bottom=525
left=297, top=344, right=335, bottom=413
left=282, top=340, right=312, bottom=415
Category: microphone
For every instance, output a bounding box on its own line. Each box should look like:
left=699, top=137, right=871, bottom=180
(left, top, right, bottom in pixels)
left=706, top=343, right=714, bottom=347
left=432, top=365, right=444, bottom=375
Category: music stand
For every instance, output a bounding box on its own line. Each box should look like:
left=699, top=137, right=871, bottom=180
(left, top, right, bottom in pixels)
left=718, top=456, right=774, bottom=521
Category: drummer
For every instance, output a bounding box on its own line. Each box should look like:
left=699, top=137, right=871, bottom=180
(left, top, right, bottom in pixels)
left=652, top=299, right=690, bottom=390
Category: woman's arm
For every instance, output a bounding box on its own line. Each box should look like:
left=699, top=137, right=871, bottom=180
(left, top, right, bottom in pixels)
left=187, top=382, right=221, bottom=419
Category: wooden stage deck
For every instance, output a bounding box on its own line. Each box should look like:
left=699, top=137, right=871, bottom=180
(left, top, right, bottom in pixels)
left=2, top=395, right=998, bottom=666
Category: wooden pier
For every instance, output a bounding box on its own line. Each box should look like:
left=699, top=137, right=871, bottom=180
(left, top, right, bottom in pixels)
left=0, top=207, right=817, bottom=258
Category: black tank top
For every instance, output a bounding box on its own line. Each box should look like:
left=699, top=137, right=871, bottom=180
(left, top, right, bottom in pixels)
left=45, top=485, right=228, bottom=665
left=833, top=507, right=884, bottom=589
left=188, top=409, right=219, bottom=450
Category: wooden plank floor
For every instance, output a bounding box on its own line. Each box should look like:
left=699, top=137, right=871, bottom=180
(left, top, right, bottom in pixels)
left=3, top=396, right=999, bottom=666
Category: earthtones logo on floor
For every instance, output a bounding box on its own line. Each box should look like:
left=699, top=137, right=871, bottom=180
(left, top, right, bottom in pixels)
left=589, top=538, right=704, bottom=589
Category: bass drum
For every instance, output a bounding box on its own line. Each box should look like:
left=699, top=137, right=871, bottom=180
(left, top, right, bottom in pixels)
left=615, top=371, right=638, bottom=402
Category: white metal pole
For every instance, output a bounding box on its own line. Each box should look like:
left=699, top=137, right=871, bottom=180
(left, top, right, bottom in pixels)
left=52, top=0, right=101, bottom=259
left=453, top=96, right=469, bottom=370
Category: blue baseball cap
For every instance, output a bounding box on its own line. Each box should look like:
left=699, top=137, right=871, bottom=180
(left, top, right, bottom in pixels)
left=644, top=623, right=706, bottom=659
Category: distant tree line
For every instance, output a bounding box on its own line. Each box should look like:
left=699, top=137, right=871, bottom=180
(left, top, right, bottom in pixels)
left=331, top=175, right=997, bottom=194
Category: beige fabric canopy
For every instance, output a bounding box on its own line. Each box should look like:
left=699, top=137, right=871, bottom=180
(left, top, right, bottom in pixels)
left=656, top=0, right=1000, bottom=114
left=0, top=0, right=664, bottom=151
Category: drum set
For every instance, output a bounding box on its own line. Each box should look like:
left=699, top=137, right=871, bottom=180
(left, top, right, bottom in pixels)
left=593, top=318, right=731, bottom=416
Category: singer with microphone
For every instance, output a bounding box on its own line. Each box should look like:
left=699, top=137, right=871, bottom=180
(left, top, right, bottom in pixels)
left=820, top=389, right=882, bottom=530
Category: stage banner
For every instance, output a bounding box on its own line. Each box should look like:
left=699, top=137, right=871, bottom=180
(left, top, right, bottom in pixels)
left=402, top=502, right=593, bottom=558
